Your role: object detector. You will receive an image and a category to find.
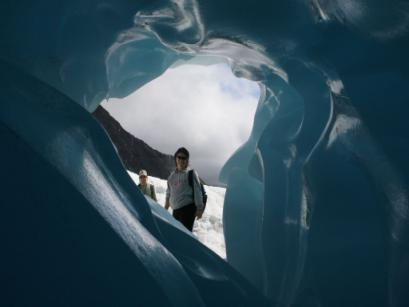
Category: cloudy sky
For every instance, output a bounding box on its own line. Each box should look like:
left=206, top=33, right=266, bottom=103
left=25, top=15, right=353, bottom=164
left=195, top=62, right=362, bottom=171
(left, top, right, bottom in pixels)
left=102, top=63, right=259, bottom=185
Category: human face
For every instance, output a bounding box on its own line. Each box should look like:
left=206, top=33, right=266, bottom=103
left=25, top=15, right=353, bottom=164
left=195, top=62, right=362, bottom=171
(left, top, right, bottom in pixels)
left=176, top=154, right=188, bottom=170
left=139, top=175, right=147, bottom=185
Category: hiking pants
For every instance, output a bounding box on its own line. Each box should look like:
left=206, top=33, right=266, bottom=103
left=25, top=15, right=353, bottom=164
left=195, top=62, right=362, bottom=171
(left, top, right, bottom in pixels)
left=173, top=203, right=196, bottom=231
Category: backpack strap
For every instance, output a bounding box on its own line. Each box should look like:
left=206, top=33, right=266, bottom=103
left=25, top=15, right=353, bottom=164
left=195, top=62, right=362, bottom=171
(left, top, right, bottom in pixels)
left=150, top=184, right=154, bottom=197
left=188, top=170, right=194, bottom=188
left=188, top=170, right=196, bottom=204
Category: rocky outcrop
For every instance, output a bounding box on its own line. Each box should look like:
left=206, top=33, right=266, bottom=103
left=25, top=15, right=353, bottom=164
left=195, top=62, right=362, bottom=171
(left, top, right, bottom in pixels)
left=93, top=106, right=174, bottom=179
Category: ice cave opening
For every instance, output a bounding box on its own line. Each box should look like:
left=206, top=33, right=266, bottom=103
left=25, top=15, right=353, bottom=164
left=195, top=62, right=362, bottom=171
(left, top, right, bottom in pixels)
left=102, top=62, right=260, bottom=187
left=100, top=61, right=260, bottom=259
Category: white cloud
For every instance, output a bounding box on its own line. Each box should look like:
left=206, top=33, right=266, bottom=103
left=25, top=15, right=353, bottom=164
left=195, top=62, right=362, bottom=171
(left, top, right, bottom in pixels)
left=102, top=63, right=259, bottom=185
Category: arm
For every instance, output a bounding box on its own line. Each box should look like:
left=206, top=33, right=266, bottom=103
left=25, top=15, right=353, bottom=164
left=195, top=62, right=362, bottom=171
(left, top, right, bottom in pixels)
left=196, top=207, right=204, bottom=219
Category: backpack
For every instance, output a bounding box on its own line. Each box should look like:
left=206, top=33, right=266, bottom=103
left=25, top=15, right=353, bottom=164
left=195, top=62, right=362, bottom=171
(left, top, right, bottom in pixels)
left=188, top=170, right=207, bottom=209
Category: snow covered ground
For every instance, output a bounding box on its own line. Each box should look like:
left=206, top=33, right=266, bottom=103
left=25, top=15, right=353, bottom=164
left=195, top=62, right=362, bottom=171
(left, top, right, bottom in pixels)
left=128, top=171, right=226, bottom=258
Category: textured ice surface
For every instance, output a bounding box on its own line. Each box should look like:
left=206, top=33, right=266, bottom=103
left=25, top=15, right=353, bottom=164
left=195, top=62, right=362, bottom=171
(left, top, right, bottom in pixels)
left=1, top=1, right=409, bottom=306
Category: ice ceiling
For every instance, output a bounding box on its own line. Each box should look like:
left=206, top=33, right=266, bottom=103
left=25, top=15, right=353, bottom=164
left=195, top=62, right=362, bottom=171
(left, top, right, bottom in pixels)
left=1, top=1, right=408, bottom=307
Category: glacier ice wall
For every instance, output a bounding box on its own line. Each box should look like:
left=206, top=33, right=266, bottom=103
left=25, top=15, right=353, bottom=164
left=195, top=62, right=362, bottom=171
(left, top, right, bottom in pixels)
left=1, top=1, right=409, bottom=306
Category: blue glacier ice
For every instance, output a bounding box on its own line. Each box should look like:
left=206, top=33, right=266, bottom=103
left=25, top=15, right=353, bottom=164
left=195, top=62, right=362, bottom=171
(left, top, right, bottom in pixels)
left=1, top=1, right=409, bottom=306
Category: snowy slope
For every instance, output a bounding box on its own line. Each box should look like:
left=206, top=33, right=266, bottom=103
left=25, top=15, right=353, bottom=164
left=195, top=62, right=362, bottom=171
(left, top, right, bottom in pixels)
left=128, top=171, right=226, bottom=258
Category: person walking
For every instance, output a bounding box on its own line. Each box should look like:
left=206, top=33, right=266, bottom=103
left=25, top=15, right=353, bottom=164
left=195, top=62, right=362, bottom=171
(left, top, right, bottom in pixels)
left=137, top=169, right=157, bottom=201
left=165, top=147, right=204, bottom=231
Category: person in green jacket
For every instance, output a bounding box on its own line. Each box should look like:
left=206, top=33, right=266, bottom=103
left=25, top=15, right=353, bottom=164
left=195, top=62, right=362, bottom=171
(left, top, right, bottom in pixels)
left=138, top=169, right=157, bottom=201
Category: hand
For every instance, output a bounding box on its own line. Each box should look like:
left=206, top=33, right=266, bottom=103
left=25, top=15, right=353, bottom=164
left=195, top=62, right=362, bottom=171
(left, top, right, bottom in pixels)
left=195, top=209, right=204, bottom=219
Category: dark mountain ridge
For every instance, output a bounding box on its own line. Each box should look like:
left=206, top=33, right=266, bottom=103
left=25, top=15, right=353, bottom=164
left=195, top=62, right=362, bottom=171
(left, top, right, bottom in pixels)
left=93, top=106, right=174, bottom=180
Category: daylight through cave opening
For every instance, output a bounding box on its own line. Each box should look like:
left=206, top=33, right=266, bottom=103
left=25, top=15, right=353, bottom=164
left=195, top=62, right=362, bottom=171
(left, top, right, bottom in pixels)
left=99, top=61, right=261, bottom=258
left=102, top=62, right=260, bottom=186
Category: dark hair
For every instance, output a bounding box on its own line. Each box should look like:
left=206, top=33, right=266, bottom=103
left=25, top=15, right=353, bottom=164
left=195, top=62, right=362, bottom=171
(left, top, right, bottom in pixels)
left=174, top=147, right=190, bottom=162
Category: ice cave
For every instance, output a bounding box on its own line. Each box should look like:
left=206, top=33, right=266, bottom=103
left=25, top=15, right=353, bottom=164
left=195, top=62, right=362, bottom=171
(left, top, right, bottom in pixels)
left=1, top=1, right=408, bottom=306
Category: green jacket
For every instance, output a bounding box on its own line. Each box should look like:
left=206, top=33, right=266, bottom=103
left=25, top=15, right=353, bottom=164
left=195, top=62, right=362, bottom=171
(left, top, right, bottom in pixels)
left=138, top=183, right=157, bottom=201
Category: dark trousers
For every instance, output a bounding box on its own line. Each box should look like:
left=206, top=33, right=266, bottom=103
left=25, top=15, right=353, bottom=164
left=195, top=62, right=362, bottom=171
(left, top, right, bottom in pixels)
left=172, top=203, right=196, bottom=231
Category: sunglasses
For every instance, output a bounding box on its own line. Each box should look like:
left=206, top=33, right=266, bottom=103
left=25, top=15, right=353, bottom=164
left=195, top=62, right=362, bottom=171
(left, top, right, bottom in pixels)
left=176, top=155, right=188, bottom=160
